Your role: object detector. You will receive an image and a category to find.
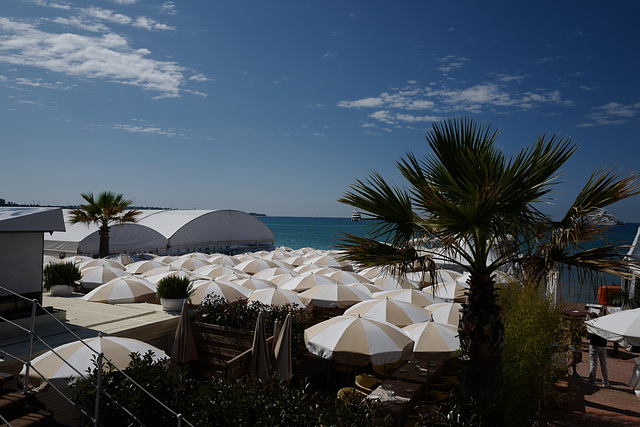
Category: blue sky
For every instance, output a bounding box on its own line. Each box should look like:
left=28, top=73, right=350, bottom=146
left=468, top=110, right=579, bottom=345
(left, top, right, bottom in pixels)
left=1, top=0, right=639, bottom=220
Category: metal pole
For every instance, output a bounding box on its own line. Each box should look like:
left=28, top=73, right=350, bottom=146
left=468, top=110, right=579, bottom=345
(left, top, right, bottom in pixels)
left=94, top=352, right=103, bottom=427
left=23, top=299, right=38, bottom=395
left=176, top=413, right=182, bottom=427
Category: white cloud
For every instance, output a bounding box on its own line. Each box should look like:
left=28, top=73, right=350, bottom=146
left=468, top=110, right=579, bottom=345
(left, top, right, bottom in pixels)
left=133, top=16, right=175, bottom=31
left=50, top=16, right=109, bottom=32
left=110, top=0, right=138, bottom=5
left=14, top=77, right=73, bottom=90
left=189, top=73, right=209, bottom=82
left=436, top=55, right=469, bottom=73
left=578, top=102, right=640, bottom=127
left=0, top=17, right=187, bottom=97
left=339, top=80, right=573, bottom=129
left=114, top=123, right=177, bottom=136
left=337, top=97, right=384, bottom=109
left=28, top=0, right=71, bottom=10
left=82, top=7, right=133, bottom=26
left=160, top=2, right=178, bottom=15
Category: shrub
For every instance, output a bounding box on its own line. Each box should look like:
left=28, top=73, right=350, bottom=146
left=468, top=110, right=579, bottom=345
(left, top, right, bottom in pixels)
left=198, top=296, right=313, bottom=379
left=499, top=282, right=567, bottom=426
left=42, top=261, right=82, bottom=291
left=156, top=276, right=194, bottom=300
left=73, top=353, right=388, bottom=427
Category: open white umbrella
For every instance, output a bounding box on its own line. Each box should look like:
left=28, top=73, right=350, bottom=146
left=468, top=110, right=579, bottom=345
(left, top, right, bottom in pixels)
left=145, top=270, right=193, bottom=285
left=78, top=258, right=125, bottom=271
left=192, top=264, right=247, bottom=279
left=346, top=282, right=384, bottom=296
left=125, top=260, right=167, bottom=275
left=344, top=298, right=432, bottom=327
left=358, top=266, right=384, bottom=279
left=373, top=274, right=417, bottom=290
left=304, top=254, right=351, bottom=270
left=191, top=279, right=251, bottom=304
left=208, top=254, right=241, bottom=266
left=20, top=336, right=168, bottom=391
left=82, top=276, right=157, bottom=304
left=80, top=266, right=131, bottom=290
left=180, top=252, right=210, bottom=260
left=293, top=264, right=324, bottom=274
left=248, top=289, right=306, bottom=309
left=298, top=283, right=371, bottom=308
left=170, top=257, right=212, bottom=271
left=326, top=270, right=373, bottom=285
left=373, top=289, right=443, bottom=307
left=403, top=321, right=462, bottom=361
left=426, top=302, right=463, bottom=327
left=586, top=308, right=640, bottom=346
left=236, top=259, right=281, bottom=275
left=423, top=282, right=469, bottom=303
left=253, top=267, right=297, bottom=280
left=232, top=277, right=277, bottom=291
left=304, top=315, right=413, bottom=366
left=279, top=274, right=339, bottom=292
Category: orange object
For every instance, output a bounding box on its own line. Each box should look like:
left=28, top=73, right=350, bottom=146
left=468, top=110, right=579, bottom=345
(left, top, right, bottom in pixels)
left=597, top=286, right=622, bottom=306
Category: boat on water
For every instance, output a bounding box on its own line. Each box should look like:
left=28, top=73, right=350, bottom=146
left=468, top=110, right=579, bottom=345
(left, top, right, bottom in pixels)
left=351, top=209, right=361, bottom=222
left=588, top=208, right=625, bottom=226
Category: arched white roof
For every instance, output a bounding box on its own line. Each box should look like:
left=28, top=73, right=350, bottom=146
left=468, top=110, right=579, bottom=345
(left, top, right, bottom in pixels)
left=44, top=209, right=274, bottom=257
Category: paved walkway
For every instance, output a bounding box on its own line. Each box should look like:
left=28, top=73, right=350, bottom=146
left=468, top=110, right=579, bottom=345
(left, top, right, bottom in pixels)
left=545, top=340, right=640, bottom=426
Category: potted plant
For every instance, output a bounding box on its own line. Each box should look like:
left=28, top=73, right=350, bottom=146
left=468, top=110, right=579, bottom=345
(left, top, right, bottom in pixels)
left=43, top=262, right=82, bottom=296
left=156, top=276, right=194, bottom=311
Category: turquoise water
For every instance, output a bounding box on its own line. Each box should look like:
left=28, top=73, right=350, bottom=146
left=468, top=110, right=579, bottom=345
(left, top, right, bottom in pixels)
left=259, top=217, right=639, bottom=304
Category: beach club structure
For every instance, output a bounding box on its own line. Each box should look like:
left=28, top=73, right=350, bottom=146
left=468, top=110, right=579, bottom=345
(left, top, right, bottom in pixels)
left=44, top=209, right=275, bottom=258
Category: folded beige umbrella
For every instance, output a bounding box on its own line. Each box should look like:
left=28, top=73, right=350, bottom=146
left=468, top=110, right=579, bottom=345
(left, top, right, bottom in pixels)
left=171, top=300, right=198, bottom=363
left=304, top=315, right=413, bottom=366
left=344, top=298, right=431, bottom=327
left=82, top=276, right=157, bottom=304
left=273, top=313, right=293, bottom=382
left=249, top=311, right=271, bottom=379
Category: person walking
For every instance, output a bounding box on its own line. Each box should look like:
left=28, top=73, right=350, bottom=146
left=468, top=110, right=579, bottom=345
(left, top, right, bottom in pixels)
left=588, top=314, right=611, bottom=388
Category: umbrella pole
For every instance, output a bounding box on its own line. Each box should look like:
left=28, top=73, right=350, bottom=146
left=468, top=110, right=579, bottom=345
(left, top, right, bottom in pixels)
left=23, top=299, right=37, bottom=395
left=94, top=352, right=103, bottom=427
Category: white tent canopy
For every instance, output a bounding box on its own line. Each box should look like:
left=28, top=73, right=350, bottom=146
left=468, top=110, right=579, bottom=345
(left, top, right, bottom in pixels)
left=44, top=209, right=275, bottom=257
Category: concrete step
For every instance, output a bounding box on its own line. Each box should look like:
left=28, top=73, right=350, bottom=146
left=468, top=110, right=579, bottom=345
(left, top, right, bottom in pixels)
left=0, top=392, right=28, bottom=419
left=0, top=410, right=52, bottom=427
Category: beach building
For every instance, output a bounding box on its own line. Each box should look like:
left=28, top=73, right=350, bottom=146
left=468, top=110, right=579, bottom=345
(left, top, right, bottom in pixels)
left=44, top=209, right=275, bottom=258
left=0, top=207, right=65, bottom=317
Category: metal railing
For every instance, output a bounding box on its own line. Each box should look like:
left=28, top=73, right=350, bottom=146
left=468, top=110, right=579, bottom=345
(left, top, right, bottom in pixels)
left=0, top=285, right=193, bottom=427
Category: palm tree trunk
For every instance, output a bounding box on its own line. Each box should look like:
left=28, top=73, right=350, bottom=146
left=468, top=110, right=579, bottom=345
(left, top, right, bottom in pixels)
left=99, top=226, right=110, bottom=258
left=459, top=276, right=504, bottom=424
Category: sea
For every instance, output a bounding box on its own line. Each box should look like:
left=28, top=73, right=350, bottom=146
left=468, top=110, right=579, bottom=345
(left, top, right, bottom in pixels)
left=258, top=216, right=640, bottom=304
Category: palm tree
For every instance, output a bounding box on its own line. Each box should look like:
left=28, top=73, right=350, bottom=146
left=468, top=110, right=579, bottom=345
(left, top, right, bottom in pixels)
left=338, top=118, right=639, bottom=423
left=69, top=191, right=141, bottom=258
